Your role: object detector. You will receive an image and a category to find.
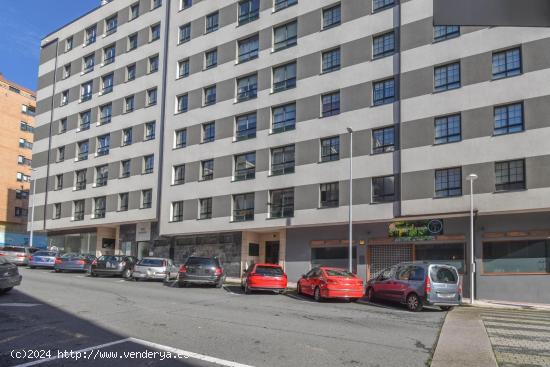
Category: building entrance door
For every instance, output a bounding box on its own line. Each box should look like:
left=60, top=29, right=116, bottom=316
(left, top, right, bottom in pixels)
left=265, top=241, right=280, bottom=264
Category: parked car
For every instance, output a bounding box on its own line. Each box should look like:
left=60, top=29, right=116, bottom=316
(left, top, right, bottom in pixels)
left=241, top=263, right=288, bottom=294
left=132, top=257, right=179, bottom=281
left=178, top=256, right=225, bottom=288
left=54, top=253, right=96, bottom=273
left=0, top=256, right=22, bottom=294
left=89, top=255, right=138, bottom=278
left=28, top=251, right=59, bottom=269
left=297, top=267, right=364, bottom=302
left=365, top=262, right=462, bottom=312
left=0, top=246, right=39, bottom=266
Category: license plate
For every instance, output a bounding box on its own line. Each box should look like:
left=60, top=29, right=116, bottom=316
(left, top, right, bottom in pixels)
left=438, top=293, right=456, bottom=298
left=106, top=262, right=117, bottom=269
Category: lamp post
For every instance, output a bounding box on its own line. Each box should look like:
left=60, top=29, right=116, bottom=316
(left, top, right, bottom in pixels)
left=466, top=173, right=478, bottom=304
left=29, top=169, right=37, bottom=248
left=347, top=127, right=353, bottom=273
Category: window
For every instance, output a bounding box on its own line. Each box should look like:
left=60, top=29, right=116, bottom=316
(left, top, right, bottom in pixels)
left=97, top=134, right=110, bottom=156
left=234, top=152, right=256, bottom=181
left=14, top=207, right=28, bottom=218
left=54, top=203, right=61, bottom=219
left=96, top=165, right=108, bottom=187
left=103, top=45, right=116, bottom=65
left=178, top=59, right=189, bottom=78
left=145, top=122, right=156, bottom=140
left=142, top=189, right=152, bottom=209
left=75, top=170, right=87, bottom=190
left=239, top=0, right=260, bottom=25
left=130, top=3, right=139, bottom=20
left=149, top=55, right=159, bottom=73
left=105, top=15, right=117, bottom=35
left=127, top=64, right=136, bottom=81
left=66, top=37, right=73, bottom=52
left=16, top=172, right=30, bottom=182
left=373, top=0, right=394, bottom=11
left=179, top=23, right=191, bottom=44
left=61, top=90, right=69, bottom=106
left=321, top=91, right=340, bottom=117
left=320, top=136, right=340, bottom=162
left=85, top=26, right=97, bottom=45
left=320, top=182, right=339, bottom=208
left=144, top=155, right=154, bottom=174
left=77, top=140, right=89, bottom=161
left=18, top=155, right=32, bottom=166
left=372, top=176, right=396, bottom=203
left=59, top=118, right=67, bottom=133
left=199, top=198, right=213, bottom=219
left=238, top=35, right=259, bottom=63
left=271, top=145, right=295, bottom=175
left=273, top=21, right=297, bottom=51
left=147, top=88, right=157, bottom=106
left=201, top=159, right=214, bottom=181
left=273, top=62, right=297, bottom=92
left=177, top=94, right=188, bottom=112
left=206, top=12, right=219, bottom=33
left=494, top=103, right=523, bottom=135
left=125, top=96, right=135, bottom=113
left=205, top=49, right=218, bottom=69
left=204, top=85, right=216, bottom=106
left=249, top=243, right=260, bottom=256
left=372, top=126, right=395, bottom=154
left=57, top=147, right=65, bottom=162
left=434, top=25, right=460, bottom=42
left=74, top=200, right=85, bottom=221
left=175, top=129, right=187, bottom=148
left=172, top=201, right=184, bottom=222
left=122, top=128, right=132, bottom=146
left=322, top=48, right=340, bottom=73
left=435, top=114, right=461, bottom=144
left=19, top=138, right=33, bottom=149
left=173, top=164, right=185, bottom=185
left=373, top=78, right=395, bottom=106
left=274, top=0, right=297, bottom=12
left=270, top=188, right=294, bottom=218
left=101, top=103, right=113, bottom=124
left=181, top=0, right=192, bottom=10
left=151, top=23, right=161, bottom=41
left=152, top=0, right=162, bottom=9
left=237, top=74, right=258, bottom=101
left=435, top=168, right=462, bottom=198
left=493, top=48, right=521, bottom=79
left=20, top=121, right=34, bottom=132
left=434, top=62, right=460, bottom=91
left=483, top=240, right=550, bottom=274
left=272, top=103, right=296, bottom=133
left=373, top=31, right=395, bottom=58
left=236, top=113, right=257, bottom=141
left=202, top=122, right=215, bottom=143
left=495, top=159, right=525, bottom=191
left=55, top=174, right=63, bottom=190
left=233, top=193, right=254, bottom=221
left=120, top=160, right=131, bottom=178
left=119, top=193, right=129, bottom=212
left=79, top=111, right=91, bottom=131
left=323, top=4, right=341, bottom=29
left=81, top=81, right=93, bottom=102
left=101, top=74, right=114, bottom=94
left=63, top=64, right=71, bottom=79
left=21, top=105, right=35, bottom=116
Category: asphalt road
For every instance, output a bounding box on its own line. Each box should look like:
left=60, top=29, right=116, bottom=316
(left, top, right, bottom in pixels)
left=0, top=267, right=446, bottom=367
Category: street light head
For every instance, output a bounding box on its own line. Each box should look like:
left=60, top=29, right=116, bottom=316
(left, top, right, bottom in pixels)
left=346, top=127, right=353, bottom=133
left=467, top=173, right=478, bottom=181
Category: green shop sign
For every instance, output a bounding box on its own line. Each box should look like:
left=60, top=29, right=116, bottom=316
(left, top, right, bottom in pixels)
left=388, top=220, right=444, bottom=242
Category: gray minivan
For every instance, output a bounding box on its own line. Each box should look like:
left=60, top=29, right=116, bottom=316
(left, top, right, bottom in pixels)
left=365, top=261, right=462, bottom=311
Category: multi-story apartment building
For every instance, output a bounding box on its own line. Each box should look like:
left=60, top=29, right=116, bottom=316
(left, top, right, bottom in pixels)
left=33, top=0, right=550, bottom=303
left=0, top=74, right=38, bottom=246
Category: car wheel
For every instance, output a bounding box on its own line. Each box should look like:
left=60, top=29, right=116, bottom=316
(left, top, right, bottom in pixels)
left=0, top=287, right=13, bottom=294
left=90, top=271, right=98, bottom=277
left=366, top=288, right=376, bottom=303
left=406, top=293, right=423, bottom=312
left=122, top=269, right=131, bottom=279
left=440, top=306, right=454, bottom=311
left=314, top=287, right=323, bottom=302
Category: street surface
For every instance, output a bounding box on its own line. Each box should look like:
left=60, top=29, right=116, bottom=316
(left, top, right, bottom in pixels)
left=1, top=268, right=446, bottom=367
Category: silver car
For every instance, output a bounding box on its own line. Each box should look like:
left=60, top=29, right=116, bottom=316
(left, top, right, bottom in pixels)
left=132, top=258, right=179, bottom=281
left=0, top=246, right=39, bottom=266
left=366, top=262, right=462, bottom=311
left=29, top=251, right=59, bottom=269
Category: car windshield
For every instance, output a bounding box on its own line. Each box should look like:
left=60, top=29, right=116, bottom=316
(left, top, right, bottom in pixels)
left=61, top=253, right=78, bottom=259
left=324, top=269, right=355, bottom=277
left=186, top=257, right=216, bottom=266
left=138, top=259, right=165, bottom=267
left=34, top=251, right=57, bottom=257
left=255, top=266, right=283, bottom=276
left=430, top=266, right=458, bottom=284
left=98, top=255, right=123, bottom=262
left=0, top=246, right=25, bottom=252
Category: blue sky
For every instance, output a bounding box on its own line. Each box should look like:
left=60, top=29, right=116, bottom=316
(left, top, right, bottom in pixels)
left=0, top=0, right=98, bottom=91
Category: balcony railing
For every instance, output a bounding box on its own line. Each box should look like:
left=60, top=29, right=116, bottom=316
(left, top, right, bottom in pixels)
left=234, top=168, right=255, bottom=181
left=233, top=209, right=254, bottom=222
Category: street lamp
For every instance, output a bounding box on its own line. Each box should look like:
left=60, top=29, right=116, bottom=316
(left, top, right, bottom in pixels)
left=466, top=173, right=478, bottom=304
left=29, top=169, right=37, bottom=249
left=347, top=127, right=353, bottom=273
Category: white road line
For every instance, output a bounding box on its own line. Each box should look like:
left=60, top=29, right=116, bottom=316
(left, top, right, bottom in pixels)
left=129, top=337, right=255, bottom=367
left=12, top=338, right=131, bottom=367
left=0, top=303, right=42, bottom=307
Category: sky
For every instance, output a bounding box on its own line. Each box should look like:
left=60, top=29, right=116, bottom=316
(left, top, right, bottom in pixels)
left=0, top=0, right=98, bottom=91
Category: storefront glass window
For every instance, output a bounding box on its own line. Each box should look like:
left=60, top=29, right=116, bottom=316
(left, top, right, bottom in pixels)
left=415, top=243, right=465, bottom=273
left=47, top=233, right=97, bottom=255
left=483, top=240, right=550, bottom=274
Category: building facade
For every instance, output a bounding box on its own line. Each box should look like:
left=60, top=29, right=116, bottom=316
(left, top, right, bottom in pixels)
left=0, top=75, right=39, bottom=246
left=33, top=0, right=550, bottom=302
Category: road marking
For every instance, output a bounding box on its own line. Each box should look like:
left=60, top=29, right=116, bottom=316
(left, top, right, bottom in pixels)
left=129, top=337, right=255, bottom=367
left=0, top=303, right=41, bottom=307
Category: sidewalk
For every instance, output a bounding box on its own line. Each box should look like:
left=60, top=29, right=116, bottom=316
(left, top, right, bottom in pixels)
left=461, top=298, right=550, bottom=311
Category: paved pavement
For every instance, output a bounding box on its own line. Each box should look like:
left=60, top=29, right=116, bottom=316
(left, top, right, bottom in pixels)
left=0, top=267, right=446, bottom=367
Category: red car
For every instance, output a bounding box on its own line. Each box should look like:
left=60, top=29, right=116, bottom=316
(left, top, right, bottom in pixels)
left=297, top=267, right=364, bottom=302
left=241, top=263, right=288, bottom=294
